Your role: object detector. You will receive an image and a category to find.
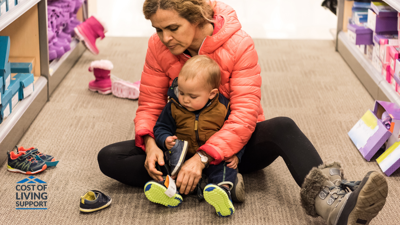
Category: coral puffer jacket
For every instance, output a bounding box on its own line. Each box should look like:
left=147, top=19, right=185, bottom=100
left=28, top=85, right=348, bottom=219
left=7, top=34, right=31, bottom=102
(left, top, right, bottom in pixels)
left=134, top=1, right=264, bottom=165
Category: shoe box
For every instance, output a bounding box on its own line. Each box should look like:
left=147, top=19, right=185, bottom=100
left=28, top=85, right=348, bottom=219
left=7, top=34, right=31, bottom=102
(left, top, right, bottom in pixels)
left=348, top=101, right=400, bottom=176
left=13, top=73, right=34, bottom=100
left=0, top=75, right=19, bottom=123
left=347, top=24, right=373, bottom=46
left=367, top=9, right=398, bottom=33
left=0, top=36, right=11, bottom=93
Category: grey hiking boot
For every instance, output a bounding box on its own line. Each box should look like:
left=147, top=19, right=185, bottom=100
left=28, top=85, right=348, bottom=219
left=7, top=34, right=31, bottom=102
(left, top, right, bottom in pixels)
left=231, top=172, right=245, bottom=203
left=318, top=162, right=344, bottom=186
left=301, top=168, right=388, bottom=225
left=164, top=139, right=188, bottom=176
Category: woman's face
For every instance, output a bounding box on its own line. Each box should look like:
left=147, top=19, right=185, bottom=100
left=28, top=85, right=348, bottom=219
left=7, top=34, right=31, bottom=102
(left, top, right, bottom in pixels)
left=150, top=9, right=198, bottom=55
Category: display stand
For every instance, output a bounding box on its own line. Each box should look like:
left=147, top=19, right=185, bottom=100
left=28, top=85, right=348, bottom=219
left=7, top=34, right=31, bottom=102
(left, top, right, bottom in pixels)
left=0, top=0, right=87, bottom=163
left=336, top=0, right=400, bottom=106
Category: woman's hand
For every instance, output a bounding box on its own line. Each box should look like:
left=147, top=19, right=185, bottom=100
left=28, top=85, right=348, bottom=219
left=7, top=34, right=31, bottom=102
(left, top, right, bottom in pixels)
left=144, top=136, right=165, bottom=182
left=173, top=154, right=205, bottom=195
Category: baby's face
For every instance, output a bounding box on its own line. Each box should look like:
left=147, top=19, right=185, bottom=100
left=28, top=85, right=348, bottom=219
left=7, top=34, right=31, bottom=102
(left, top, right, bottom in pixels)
left=177, top=76, right=214, bottom=111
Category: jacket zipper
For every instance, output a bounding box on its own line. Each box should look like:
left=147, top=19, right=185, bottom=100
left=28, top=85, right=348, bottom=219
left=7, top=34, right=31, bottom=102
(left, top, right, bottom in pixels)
left=194, top=113, right=201, bottom=147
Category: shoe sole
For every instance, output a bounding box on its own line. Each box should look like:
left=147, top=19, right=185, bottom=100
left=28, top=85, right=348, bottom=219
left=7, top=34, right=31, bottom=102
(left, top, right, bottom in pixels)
left=231, top=173, right=245, bottom=203
left=7, top=164, right=47, bottom=175
left=336, top=171, right=388, bottom=225
left=111, top=81, right=140, bottom=100
left=80, top=199, right=112, bottom=213
left=170, top=141, right=188, bottom=177
left=74, top=26, right=99, bottom=55
left=204, top=184, right=235, bottom=217
left=144, top=181, right=183, bottom=208
left=89, top=87, right=112, bottom=95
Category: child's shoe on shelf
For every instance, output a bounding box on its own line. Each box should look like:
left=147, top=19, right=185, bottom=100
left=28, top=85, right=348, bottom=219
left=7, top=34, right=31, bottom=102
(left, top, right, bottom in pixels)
left=144, top=179, right=183, bottom=208
left=204, top=184, right=235, bottom=217
left=88, top=60, right=113, bottom=94
left=111, top=79, right=140, bottom=100
left=7, top=150, right=47, bottom=174
left=164, top=139, right=188, bottom=176
left=74, top=15, right=107, bottom=55
left=80, top=190, right=112, bottom=213
left=16, top=146, right=59, bottom=167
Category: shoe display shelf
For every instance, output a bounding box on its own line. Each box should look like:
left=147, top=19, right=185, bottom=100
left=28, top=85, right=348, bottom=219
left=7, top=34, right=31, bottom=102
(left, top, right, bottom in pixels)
left=48, top=2, right=87, bottom=95
left=0, top=0, right=87, bottom=164
left=335, top=0, right=400, bottom=106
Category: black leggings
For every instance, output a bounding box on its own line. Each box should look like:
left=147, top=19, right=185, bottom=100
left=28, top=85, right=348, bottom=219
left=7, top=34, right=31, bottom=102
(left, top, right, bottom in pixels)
left=97, top=117, right=323, bottom=187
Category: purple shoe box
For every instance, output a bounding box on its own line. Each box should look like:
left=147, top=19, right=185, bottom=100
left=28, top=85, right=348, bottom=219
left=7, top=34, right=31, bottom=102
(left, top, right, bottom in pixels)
left=349, top=101, right=400, bottom=162
left=367, top=9, right=398, bottom=33
left=348, top=24, right=373, bottom=46
left=373, top=33, right=398, bottom=62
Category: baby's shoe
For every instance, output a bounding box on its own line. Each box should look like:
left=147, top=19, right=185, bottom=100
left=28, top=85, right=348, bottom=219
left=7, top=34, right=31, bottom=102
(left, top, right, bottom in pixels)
left=16, top=146, right=59, bottom=167
left=111, top=79, right=140, bottom=100
left=144, top=178, right=183, bottom=208
left=164, top=139, right=188, bottom=176
left=7, top=150, right=47, bottom=175
left=231, top=172, right=245, bottom=203
left=80, top=190, right=112, bottom=213
left=74, top=15, right=107, bottom=55
left=204, top=184, right=235, bottom=217
left=88, top=60, right=113, bottom=94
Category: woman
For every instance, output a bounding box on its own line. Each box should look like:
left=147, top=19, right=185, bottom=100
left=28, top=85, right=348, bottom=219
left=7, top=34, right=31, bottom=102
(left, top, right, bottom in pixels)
left=98, top=0, right=388, bottom=222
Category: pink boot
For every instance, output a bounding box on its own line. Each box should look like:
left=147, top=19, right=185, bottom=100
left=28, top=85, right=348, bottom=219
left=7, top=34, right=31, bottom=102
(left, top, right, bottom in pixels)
left=112, top=79, right=140, bottom=100
left=88, top=60, right=113, bottom=94
left=74, top=16, right=107, bottom=55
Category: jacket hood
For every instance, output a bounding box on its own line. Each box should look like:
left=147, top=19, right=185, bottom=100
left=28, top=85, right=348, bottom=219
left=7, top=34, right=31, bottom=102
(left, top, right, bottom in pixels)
left=199, top=1, right=242, bottom=54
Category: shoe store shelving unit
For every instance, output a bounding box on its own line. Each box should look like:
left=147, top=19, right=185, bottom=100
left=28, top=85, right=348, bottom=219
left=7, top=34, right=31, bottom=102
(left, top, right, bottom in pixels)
left=0, top=0, right=87, bottom=163
left=335, top=0, right=400, bottom=106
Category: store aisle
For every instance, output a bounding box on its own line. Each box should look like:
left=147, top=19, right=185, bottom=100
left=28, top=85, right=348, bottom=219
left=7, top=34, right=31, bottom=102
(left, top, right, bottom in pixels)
left=93, top=0, right=337, bottom=39
left=0, top=37, right=397, bottom=224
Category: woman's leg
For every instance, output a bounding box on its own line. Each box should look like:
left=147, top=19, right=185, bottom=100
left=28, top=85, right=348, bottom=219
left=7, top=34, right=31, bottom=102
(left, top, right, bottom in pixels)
left=97, top=140, right=154, bottom=187
left=238, top=117, right=323, bottom=187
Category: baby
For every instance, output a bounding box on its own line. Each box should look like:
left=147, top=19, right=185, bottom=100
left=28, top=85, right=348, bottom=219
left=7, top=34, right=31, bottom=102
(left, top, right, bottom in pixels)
left=145, top=55, right=244, bottom=217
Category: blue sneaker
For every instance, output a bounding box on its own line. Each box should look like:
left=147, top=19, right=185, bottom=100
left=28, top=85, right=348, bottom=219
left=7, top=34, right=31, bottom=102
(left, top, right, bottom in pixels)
left=7, top=150, right=47, bottom=174
left=16, top=146, right=59, bottom=167
left=144, top=180, right=183, bottom=208
left=164, top=139, right=188, bottom=176
left=204, top=184, right=235, bottom=217
left=80, top=190, right=112, bottom=213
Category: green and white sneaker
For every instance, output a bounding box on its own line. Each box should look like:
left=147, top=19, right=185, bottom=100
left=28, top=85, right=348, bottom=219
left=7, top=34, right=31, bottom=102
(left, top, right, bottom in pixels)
left=144, top=180, right=183, bottom=208
left=204, top=184, right=235, bottom=217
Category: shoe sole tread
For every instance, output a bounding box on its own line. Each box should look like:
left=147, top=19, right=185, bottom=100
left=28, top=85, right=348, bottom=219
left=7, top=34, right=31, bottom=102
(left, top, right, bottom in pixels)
left=204, top=184, right=235, bottom=217
left=144, top=182, right=182, bottom=208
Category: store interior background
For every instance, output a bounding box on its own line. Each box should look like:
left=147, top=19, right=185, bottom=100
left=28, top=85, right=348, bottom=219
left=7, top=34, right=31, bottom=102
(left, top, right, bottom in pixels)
left=91, top=0, right=338, bottom=39
left=1, top=0, right=400, bottom=224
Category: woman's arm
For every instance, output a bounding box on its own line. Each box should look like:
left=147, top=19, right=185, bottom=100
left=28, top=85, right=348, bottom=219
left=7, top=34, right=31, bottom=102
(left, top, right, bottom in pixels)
left=198, top=33, right=261, bottom=164
left=134, top=34, right=171, bottom=151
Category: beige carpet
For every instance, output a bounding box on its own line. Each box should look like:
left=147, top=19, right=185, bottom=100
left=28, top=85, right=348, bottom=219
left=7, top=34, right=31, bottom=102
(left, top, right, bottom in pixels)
left=0, top=37, right=399, bottom=225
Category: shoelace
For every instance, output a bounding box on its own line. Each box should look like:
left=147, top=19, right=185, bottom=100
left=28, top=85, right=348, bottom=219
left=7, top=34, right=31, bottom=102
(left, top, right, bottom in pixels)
left=19, top=150, right=39, bottom=164
left=325, top=179, right=361, bottom=209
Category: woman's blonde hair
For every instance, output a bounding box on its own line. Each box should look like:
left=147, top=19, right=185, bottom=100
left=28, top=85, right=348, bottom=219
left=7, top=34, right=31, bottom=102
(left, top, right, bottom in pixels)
left=179, top=55, right=221, bottom=89
left=143, top=0, right=214, bottom=27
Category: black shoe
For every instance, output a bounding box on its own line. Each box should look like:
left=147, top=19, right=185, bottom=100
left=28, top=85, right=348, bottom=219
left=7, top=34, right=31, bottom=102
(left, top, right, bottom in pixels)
left=164, top=139, right=188, bottom=176
left=80, top=190, right=112, bottom=213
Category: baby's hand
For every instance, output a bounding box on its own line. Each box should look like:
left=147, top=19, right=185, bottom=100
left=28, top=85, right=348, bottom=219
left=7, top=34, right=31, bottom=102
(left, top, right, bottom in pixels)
left=165, top=136, right=178, bottom=150
left=225, top=155, right=239, bottom=169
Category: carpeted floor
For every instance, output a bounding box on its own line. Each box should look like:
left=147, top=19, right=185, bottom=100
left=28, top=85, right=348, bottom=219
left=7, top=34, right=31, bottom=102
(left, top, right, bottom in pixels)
left=0, top=37, right=399, bottom=225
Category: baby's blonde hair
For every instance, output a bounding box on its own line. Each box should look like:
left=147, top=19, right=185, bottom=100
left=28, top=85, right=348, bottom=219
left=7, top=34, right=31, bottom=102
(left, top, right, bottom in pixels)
left=179, top=55, right=221, bottom=89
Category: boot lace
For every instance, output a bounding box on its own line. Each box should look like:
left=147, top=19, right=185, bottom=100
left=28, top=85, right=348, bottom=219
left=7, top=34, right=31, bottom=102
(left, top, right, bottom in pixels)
left=325, top=180, right=361, bottom=208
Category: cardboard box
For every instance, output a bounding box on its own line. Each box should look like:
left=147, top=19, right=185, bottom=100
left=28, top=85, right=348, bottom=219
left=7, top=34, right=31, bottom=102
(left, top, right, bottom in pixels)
left=374, top=33, right=398, bottom=62
left=0, top=36, right=11, bottom=91
left=367, top=44, right=374, bottom=60
left=372, top=51, right=383, bottom=73
left=388, top=46, right=400, bottom=75
left=349, top=101, right=400, bottom=162
left=395, top=59, right=400, bottom=82
left=348, top=24, right=373, bottom=45
left=367, top=9, right=398, bottom=33
left=9, top=57, right=34, bottom=74
left=12, top=73, right=34, bottom=100
left=377, top=141, right=400, bottom=176
left=0, top=75, right=18, bottom=123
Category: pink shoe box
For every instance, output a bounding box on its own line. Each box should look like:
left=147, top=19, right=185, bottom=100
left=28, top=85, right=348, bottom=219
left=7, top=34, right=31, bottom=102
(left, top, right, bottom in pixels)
left=388, top=46, right=400, bottom=75
left=383, top=64, right=391, bottom=83
left=374, top=34, right=398, bottom=63
left=372, top=51, right=384, bottom=74
left=395, top=59, right=400, bottom=82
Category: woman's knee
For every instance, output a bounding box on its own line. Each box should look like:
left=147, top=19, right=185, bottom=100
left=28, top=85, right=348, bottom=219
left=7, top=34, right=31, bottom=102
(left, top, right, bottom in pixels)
left=258, top=116, right=297, bottom=132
